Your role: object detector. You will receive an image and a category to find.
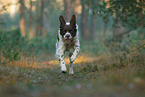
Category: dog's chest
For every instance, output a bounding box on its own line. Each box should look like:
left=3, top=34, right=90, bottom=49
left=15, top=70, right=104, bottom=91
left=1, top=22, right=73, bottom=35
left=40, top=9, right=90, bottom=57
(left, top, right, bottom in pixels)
left=65, top=42, right=75, bottom=51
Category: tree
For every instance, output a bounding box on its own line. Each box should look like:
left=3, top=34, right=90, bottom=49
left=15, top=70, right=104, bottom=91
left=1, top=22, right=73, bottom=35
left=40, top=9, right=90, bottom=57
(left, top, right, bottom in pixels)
left=35, top=0, right=44, bottom=37
left=81, top=0, right=89, bottom=41
left=98, top=0, right=144, bottom=31
left=19, top=0, right=26, bottom=37
left=29, top=0, right=33, bottom=38
left=35, top=0, right=39, bottom=36
left=89, top=0, right=97, bottom=40
left=64, top=0, right=71, bottom=21
left=89, top=13, right=96, bottom=40
left=39, top=0, right=44, bottom=36
left=101, top=19, right=108, bottom=44
left=85, top=0, right=145, bottom=40
left=72, top=0, right=81, bottom=15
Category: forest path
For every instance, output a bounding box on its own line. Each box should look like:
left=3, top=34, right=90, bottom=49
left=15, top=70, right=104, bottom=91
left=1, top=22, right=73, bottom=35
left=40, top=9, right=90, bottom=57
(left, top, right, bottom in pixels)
left=10, top=56, right=103, bottom=69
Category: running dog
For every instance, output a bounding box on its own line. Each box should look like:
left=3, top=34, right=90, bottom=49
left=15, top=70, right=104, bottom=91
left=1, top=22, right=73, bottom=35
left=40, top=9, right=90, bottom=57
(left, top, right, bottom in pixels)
left=56, top=15, right=80, bottom=74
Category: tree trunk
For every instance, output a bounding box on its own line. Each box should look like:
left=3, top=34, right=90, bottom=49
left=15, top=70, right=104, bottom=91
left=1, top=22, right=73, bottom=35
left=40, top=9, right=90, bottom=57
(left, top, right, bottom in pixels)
left=72, top=0, right=80, bottom=15
left=19, top=0, right=26, bottom=37
left=89, top=0, right=97, bottom=41
left=29, top=0, right=33, bottom=38
left=101, top=21, right=107, bottom=44
left=35, top=0, right=44, bottom=37
left=113, top=20, right=120, bottom=40
left=81, top=0, right=89, bottom=41
left=113, top=20, right=126, bottom=40
left=64, top=0, right=71, bottom=21
left=35, top=0, right=39, bottom=37
left=89, top=12, right=96, bottom=40
left=39, top=0, right=44, bottom=36
left=139, top=0, right=144, bottom=28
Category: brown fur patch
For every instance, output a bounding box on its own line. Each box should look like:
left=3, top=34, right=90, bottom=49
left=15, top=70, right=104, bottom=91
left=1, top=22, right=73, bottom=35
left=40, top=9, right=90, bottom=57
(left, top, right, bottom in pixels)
left=65, top=41, right=75, bottom=51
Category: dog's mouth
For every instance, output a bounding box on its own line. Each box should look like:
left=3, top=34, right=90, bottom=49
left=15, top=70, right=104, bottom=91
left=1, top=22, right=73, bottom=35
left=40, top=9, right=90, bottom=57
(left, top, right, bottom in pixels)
left=65, top=39, right=71, bottom=42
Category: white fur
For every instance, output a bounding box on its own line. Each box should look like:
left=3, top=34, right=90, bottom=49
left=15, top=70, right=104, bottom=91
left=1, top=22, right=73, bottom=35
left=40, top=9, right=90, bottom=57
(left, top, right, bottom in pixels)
left=66, top=22, right=70, bottom=25
left=56, top=22, right=80, bottom=74
left=64, top=32, right=72, bottom=40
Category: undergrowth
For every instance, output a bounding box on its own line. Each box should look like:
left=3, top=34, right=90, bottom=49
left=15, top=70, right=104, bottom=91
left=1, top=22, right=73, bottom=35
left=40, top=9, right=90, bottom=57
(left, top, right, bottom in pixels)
left=0, top=51, right=144, bottom=97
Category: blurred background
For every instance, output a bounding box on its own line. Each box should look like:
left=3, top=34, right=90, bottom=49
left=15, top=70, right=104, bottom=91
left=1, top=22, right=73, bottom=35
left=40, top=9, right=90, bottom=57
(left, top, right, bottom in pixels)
left=0, top=1, right=145, bottom=96
left=0, top=0, right=145, bottom=62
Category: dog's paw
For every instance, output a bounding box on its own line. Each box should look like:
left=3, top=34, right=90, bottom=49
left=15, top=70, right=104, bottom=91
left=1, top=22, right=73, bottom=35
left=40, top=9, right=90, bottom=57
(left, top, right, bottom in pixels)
left=69, top=69, right=74, bottom=74
left=61, top=71, right=67, bottom=74
left=61, top=64, right=67, bottom=71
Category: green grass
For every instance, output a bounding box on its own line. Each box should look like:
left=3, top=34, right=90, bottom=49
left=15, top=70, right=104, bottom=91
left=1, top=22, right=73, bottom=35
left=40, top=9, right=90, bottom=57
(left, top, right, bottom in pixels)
left=0, top=53, right=145, bottom=97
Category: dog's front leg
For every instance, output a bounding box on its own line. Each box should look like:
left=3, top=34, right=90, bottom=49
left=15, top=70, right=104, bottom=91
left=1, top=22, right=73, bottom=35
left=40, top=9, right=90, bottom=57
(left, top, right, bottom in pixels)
left=70, top=45, right=80, bottom=63
left=69, top=45, right=80, bottom=74
left=56, top=48, right=67, bottom=73
left=59, top=54, right=67, bottom=73
left=69, top=53, right=74, bottom=74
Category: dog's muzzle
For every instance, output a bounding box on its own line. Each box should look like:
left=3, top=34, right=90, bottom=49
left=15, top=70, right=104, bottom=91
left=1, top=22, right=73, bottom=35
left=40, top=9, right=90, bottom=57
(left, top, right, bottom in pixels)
left=64, top=32, right=72, bottom=42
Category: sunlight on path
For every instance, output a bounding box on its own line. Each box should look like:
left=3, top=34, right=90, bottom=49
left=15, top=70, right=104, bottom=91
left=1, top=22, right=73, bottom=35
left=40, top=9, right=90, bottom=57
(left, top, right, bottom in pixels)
left=10, top=56, right=101, bottom=69
left=42, top=56, right=100, bottom=65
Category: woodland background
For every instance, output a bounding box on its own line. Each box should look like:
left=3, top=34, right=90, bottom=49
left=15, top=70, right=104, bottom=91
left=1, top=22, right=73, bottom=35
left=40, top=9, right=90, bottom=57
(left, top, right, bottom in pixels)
left=0, top=0, right=145, bottom=97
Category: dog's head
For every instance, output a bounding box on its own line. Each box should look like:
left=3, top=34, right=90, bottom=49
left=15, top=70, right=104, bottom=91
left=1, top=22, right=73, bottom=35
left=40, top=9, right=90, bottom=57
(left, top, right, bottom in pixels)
left=59, top=15, right=77, bottom=43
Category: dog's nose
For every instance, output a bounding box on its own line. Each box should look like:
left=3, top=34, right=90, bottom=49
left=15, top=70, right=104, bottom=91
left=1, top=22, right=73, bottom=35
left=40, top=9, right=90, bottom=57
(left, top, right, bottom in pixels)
left=66, top=34, right=70, bottom=38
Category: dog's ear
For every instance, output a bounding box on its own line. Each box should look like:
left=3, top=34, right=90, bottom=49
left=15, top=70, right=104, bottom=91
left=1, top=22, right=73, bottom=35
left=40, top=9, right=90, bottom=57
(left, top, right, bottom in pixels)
left=59, top=15, right=66, bottom=27
left=70, top=15, right=76, bottom=28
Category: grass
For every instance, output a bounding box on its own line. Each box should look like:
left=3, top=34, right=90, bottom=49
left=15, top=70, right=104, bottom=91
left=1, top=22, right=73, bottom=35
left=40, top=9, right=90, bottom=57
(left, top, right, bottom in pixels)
left=0, top=52, right=145, bottom=97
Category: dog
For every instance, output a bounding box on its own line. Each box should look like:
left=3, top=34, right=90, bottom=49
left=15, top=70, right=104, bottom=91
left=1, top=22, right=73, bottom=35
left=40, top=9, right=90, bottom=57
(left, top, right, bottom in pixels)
left=56, top=15, right=80, bottom=74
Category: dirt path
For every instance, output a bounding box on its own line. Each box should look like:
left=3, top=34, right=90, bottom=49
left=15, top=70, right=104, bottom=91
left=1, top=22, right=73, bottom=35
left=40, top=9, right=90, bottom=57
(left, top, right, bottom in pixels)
left=42, top=56, right=101, bottom=65
left=9, top=56, right=102, bottom=69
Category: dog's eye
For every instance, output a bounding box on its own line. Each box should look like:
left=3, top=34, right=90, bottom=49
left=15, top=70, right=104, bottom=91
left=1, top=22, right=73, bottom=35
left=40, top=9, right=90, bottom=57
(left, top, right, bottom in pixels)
left=69, top=30, right=72, bottom=33
left=64, top=30, right=66, bottom=33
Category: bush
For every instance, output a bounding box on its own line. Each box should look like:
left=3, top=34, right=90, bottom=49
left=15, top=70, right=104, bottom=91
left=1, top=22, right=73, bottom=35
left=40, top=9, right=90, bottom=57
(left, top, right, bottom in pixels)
left=0, top=28, right=57, bottom=63
left=0, top=29, right=23, bottom=63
